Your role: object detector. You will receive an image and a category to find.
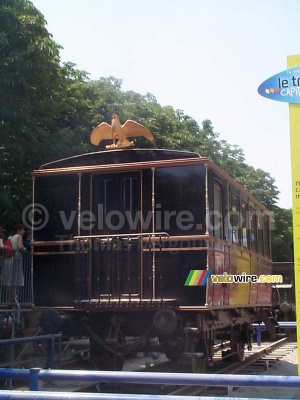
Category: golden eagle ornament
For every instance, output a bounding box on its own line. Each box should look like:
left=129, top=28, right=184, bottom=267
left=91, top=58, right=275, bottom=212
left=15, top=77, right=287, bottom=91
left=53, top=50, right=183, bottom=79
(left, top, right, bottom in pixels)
left=90, top=114, right=154, bottom=149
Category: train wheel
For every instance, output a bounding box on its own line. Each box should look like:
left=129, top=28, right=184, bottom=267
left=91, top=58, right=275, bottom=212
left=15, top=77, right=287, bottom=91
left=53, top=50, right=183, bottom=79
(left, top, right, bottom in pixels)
left=230, top=328, right=245, bottom=362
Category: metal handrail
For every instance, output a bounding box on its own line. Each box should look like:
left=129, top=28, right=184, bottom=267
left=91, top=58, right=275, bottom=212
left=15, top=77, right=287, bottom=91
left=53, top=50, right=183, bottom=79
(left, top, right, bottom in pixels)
left=0, top=391, right=206, bottom=399
left=31, top=240, right=75, bottom=247
left=0, top=392, right=292, bottom=400
left=0, top=368, right=299, bottom=396
left=0, top=334, right=62, bottom=346
left=74, top=232, right=170, bottom=240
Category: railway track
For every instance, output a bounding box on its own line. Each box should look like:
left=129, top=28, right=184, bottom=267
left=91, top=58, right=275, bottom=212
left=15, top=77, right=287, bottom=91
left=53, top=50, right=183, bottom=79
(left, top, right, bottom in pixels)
left=8, top=334, right=295, bottom=395
left=170, top=335, right=297, bottom=397
left=70, top=334, right=297, bottom=396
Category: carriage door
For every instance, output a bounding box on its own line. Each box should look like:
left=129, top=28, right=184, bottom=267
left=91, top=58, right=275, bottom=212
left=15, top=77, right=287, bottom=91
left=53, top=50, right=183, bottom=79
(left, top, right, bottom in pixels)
left=91, top=172, right=142, bottom=300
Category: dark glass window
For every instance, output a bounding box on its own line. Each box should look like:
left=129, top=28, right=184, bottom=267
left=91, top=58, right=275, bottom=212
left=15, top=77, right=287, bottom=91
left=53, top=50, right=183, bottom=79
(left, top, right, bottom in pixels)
left=213, top=182, right=223, bottom=239
left=241, top=202, right=249, bottom=247
left=123, top=177, right=139, bottom=211
left=257, top=211, right=264, bottom=254
left=250, top=207, right=257, bottom=252
left=230, top=194, right=240, bottom=244
left=264, top=216, right=271, bottom=258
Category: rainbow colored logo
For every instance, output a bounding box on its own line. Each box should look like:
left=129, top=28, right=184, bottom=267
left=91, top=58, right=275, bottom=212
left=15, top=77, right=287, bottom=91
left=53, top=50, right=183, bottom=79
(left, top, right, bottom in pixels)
left=264, top=88, right=280, bottom=94
left=184, top=270, right=211, bottom=286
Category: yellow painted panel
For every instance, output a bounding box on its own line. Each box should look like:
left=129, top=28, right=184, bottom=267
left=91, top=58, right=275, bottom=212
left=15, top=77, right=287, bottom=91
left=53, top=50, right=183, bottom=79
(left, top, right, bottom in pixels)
left=229, top=250, right=251, bottom=305
left=287, top=54, right=300, bottom=375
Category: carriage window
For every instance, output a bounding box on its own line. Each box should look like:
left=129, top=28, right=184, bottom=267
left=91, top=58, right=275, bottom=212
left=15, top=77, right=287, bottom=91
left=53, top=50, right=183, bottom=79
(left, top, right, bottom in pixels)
left=123, top=177, right=139, bottom=211
left=257, top=211, right=264, bottom=254
left=241, top=202, right=249, bottom=247
left=250, top=207, right=257, bottom=252
left=213, top=182, right=223, bottom=239
left=230, top=194, right=240, bottom=244
left=96, top=178, right=112, bottom=215
left=264, top=216, right=271, bottom=258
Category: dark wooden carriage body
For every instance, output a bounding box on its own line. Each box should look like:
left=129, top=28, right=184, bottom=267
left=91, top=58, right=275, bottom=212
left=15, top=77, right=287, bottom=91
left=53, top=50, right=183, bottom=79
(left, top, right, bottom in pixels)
left=31, top=148, right=273, bottom=370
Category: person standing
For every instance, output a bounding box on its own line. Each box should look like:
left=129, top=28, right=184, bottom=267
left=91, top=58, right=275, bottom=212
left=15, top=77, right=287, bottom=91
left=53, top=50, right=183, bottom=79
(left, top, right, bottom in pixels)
left=1, top=224, right=26, bottom=296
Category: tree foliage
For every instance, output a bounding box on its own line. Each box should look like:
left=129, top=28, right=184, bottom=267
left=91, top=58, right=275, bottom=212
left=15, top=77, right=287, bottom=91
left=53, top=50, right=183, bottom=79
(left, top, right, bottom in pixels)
left=0, top=0, right=293, bottom=261
left=0, top=0, right=88, bottom=223
left=270, top=206, right=293, bottom=262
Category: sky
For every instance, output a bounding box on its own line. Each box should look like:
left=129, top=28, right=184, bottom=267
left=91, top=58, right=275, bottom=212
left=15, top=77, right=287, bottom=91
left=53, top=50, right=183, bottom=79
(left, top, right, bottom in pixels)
left=31, top=0, right=300, bottom=209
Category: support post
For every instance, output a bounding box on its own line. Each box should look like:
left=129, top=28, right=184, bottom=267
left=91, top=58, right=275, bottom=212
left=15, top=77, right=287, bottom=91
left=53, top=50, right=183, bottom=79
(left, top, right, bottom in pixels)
left=287, top=54, right=300, bottom=375
left=29, top=368, right=41, bottom=391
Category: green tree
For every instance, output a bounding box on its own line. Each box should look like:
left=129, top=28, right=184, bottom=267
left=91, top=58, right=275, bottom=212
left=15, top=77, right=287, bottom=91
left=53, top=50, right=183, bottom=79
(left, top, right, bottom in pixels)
left=0, top=1, right=292, bottom=260
left=0, top=1, right=88, bottom=225
left=271, top=207, right=293, bottom=262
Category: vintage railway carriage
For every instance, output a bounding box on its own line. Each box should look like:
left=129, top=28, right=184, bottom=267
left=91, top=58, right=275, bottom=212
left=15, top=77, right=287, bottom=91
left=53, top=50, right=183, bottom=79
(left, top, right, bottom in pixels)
left=31, top=148, right=273, bottom=371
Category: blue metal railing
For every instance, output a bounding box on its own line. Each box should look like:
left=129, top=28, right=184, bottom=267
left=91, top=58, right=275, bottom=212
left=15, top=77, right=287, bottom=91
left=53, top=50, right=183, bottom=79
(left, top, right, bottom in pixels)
left=0, top=334, right=62, bottom=346
left=0, top=368, right=299, bottom=399
left=0, top=392, right=293, bottom=400
left=251, top=322, right=296, bottom=346
left=0, top=333, right=62, bottom=369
